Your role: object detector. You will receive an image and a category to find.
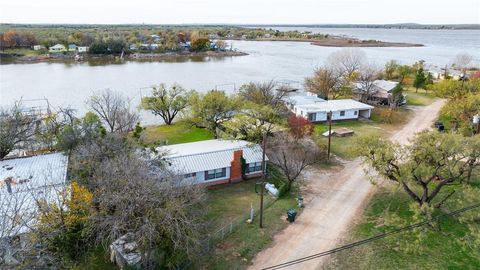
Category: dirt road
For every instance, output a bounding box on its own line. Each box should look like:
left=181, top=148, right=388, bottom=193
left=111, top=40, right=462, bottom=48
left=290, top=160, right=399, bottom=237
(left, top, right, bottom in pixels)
left=249, top=100, right=445, bottom=270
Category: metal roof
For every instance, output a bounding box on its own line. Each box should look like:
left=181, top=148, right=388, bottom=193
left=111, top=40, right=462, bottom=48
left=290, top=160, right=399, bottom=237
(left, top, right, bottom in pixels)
left=157, top=140, right=266, bottom=174
left=285, top=93, right=326, bottom=106
left=355, top=80, right=399, bottom=93
left=296, top=99, right=374, bottom=113
left=0, top=153, right=68, bottom=237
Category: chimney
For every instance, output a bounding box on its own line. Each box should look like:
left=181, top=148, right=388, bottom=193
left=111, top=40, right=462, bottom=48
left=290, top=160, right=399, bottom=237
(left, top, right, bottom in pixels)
left=230, top=150, right=243, bottom=183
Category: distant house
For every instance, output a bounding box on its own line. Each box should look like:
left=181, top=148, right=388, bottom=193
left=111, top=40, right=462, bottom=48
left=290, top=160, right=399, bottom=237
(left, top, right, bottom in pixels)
left=286, top=92, right=374, bottom=122
left=157, top=140, right=266, bottom=186
left=77, top=46, right=89, bottom=53
left=179, top=42, right=191, bottom=50
left=139, top=43, right=159, bottom=51
left=49, top=44, right=66, bottom=52
left=354, top=80, right=403, bottom=106
left=129, top=44, right=138, bottom=51
left=68, top=44, right=77, bottom=52
left=150, top=34, right=161, bottom=43
left=0, top=153, right=68, bottom=238
left=208, top=33, right=219, bottom=39
left=32, top=45, right=45, bottom=51
left=264, top=33, right=271, bottom=38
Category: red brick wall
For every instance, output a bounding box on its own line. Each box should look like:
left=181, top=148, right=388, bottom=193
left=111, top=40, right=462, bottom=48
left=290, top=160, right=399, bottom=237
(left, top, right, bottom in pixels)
left=230, top=150, right=243, bottom=183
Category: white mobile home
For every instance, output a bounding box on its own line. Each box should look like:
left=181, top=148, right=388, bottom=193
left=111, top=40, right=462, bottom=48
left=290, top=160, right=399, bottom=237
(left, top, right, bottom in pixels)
left=157, top=140, right=266, bottom=186
left=286, top=93, right=374, bottom=122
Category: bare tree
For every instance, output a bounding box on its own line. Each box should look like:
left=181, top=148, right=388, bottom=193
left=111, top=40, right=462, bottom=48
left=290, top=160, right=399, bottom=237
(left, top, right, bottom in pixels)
left=453, top=53, right=473, bottom=73
left=90, top=151, right=206, bottom=268
left=87, top=89, right=139, bottom=133
left=326, top=48, right=367, bottom=80
left=304, top=66, right=344, bottom=100
left=238, top=81, right=289, bottom=111
left=356, top=63, right=381, bottom=102
left=68, top=135, right=206, bottom=268
left=0, top=103, right=36, bottom=159
left=267, top=132, right=324, bottom=191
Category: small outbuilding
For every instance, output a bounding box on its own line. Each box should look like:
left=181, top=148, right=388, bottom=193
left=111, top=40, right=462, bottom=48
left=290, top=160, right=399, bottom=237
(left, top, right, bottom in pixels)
left=77, top=46, right=89, bottom=53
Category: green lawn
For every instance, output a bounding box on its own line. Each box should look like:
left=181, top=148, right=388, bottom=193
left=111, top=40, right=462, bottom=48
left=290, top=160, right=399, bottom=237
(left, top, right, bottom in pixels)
left=142, top=121, right=214, bottom=145
left=200, top=194, right=298, bottom=269
left=313, top=107, right=413, bottom=159
left=205, top=179, right=269, bottom=230
left=326, top=176, right=480, bottom=270
left=404, top=86, right=437, bottom=106
left=314, top=120, right=386, bottom=159
left=2, top=48, right=44, bottom=56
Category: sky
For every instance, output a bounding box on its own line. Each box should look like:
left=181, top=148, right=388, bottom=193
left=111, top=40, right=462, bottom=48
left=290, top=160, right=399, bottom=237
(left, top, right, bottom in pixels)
left=1, top=0, right=479, bottom=25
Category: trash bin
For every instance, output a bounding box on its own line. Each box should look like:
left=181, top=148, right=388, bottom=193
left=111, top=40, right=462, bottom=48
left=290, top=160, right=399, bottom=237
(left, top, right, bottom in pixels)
left=435, top=121, right=444, bottom=132
left=287, top=209, right=297, bottom=223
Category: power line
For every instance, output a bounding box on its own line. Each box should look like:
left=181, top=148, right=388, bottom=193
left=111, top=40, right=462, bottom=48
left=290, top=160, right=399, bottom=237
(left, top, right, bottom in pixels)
left=262, top=203, right=480, bottom=270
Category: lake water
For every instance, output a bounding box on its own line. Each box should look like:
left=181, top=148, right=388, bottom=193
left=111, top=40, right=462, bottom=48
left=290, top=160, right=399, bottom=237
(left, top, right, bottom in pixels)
left=1, top=28, right=479, bottom=124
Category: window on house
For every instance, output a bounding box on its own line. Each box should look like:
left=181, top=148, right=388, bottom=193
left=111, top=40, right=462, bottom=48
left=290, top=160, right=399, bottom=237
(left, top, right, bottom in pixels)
left=354, top=111, right=358, bottom=115
left=184, top=172, right=196, bottom=178
left=247, top=162, right=262, bottom=173
left=340, top=111, right=345, bottom=116
left=206, top=168, right=226, bottom=180
left=308, top=113, right=316, bottom=121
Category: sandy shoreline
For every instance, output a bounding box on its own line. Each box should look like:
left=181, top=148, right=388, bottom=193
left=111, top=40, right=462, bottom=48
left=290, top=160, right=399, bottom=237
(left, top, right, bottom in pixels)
left=0, top=50, right=248, bottom=64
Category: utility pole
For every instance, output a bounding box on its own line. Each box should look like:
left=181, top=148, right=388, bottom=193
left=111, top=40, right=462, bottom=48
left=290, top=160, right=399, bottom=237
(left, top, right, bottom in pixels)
left=259, top=132, right=267, bottom=228
left=327, top=111, right=332, bottom=161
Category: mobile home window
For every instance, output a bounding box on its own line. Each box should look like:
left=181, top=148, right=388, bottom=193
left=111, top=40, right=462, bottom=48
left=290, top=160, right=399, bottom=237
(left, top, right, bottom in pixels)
left=308, top=113, right=316, bottom=121
left=206, top=170, right=216, bottom=180
left=340, top=111, right=345, bottom=116
left=206, top=168, right=226, bottom=180
left=354, top=111, right=358, bottom=115
left=215, top=168, right=226, bottom=178
left=184, top=172, right=196, bottom=178
left=247, top=162, right=262, bottom=173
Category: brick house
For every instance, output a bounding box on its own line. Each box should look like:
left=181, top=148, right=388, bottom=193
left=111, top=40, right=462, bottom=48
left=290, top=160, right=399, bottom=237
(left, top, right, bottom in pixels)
left=157, top=140, right=266, bottom=186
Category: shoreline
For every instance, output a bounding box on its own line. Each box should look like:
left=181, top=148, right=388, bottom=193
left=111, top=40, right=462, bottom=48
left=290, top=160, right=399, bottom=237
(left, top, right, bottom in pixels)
left=229, top=37, right=423, bottom=47
left=0, top=50, right=248, bottom=64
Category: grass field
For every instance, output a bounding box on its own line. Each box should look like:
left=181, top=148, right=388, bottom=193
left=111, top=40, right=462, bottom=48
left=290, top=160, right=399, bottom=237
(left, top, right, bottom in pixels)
left=1, top=48, right=43, bottom=56
left=142, top=121, right=214, bottom=145
left=404, top=86, right=437, bottom=106
left=205, top=179, right=271, bottom=230
left=201, top=195, right=298, bottom=269
left=314, top=120, right=385, bottom=159
left=326, top=174, right=480, bottom=270
left=313, top=107, right=413, bottom=159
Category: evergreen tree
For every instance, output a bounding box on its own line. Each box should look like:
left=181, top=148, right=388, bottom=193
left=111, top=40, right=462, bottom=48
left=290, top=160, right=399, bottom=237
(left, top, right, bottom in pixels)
left=413, top=67, right=427, bottom=92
